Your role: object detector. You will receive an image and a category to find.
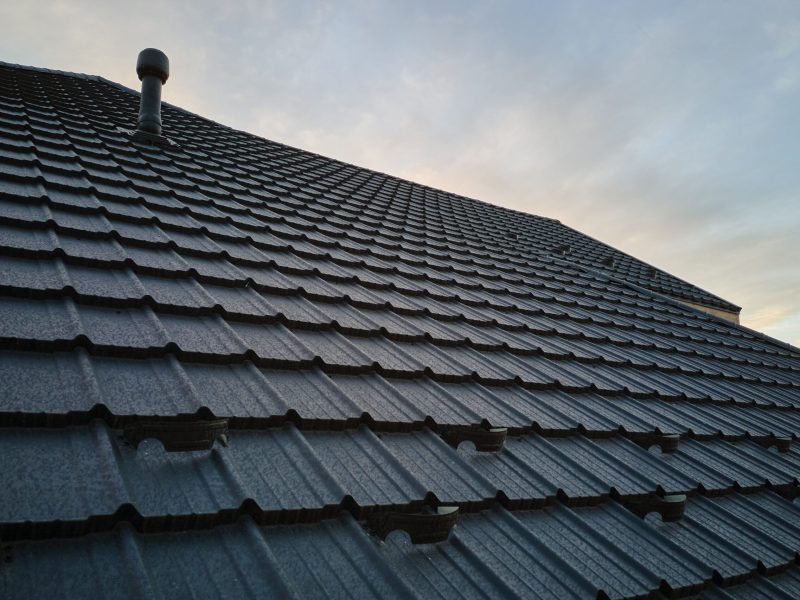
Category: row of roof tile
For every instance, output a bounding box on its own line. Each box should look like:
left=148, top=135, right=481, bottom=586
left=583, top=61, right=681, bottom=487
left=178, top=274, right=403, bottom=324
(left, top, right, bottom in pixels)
left=3, top=490, right=798, bottom=599
left=1, top=254, right=794, bottom=381
left=0, top=223, right=780, bottom=370
left=5, top=350, right=800, bottom=438
left=4, top=421, right=798, bottom=535
left=3, top=297, right=797, bottom=409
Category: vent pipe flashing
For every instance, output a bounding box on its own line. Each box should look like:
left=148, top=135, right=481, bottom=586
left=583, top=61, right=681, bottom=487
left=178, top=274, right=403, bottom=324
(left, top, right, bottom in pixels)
left=136, top=48, right=169, bottom=135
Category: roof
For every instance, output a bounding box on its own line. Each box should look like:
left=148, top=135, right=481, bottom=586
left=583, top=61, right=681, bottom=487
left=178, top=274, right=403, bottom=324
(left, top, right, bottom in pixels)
left=0, top=60, right=797, bottom=600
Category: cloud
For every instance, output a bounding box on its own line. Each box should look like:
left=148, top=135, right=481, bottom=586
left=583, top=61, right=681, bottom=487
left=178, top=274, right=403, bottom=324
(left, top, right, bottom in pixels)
left=2, top=0, right=799, bottom=345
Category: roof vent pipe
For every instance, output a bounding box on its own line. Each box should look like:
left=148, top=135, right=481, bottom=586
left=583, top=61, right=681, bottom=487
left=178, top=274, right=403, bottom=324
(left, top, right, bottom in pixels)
left=136, top=48, right=169, bottom=135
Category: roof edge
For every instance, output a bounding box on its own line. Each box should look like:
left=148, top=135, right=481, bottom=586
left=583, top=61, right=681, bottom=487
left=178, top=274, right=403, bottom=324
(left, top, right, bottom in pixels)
left=556, top=257, right=797, bottom=355
left=554, top=220, right=741, bottom=313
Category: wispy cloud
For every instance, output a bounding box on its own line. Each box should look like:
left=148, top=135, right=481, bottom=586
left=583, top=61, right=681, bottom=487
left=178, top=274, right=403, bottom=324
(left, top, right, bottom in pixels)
left=2, top=0, right=798, bottom=344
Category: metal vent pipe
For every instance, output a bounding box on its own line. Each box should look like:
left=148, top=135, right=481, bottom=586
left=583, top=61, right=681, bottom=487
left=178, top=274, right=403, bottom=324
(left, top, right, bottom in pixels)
left=136, top=48, right=169, bottom=135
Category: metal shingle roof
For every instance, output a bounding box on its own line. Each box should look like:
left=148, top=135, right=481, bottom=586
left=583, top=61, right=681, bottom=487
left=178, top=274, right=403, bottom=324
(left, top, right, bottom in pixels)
left=0, top=61, right=798, bottom=598
left=4, top=493, right=799, bottom=599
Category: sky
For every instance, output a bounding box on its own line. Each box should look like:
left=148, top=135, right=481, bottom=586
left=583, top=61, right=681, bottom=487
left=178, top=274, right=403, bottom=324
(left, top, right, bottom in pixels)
left=2, top=1, right=799, bottom=345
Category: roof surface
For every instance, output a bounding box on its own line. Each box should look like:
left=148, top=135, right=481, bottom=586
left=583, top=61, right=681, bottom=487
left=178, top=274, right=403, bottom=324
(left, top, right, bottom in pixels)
left=0, top=61, right=797, bottom=600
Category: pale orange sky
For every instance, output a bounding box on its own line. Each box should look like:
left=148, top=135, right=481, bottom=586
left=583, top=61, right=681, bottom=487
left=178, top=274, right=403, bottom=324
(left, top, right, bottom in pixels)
left=2, top=1, right=799, bottom=345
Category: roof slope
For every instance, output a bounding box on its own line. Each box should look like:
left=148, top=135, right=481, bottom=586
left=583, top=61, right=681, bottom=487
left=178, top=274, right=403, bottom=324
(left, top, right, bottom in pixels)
left=0, top=62, right=797, bottom=599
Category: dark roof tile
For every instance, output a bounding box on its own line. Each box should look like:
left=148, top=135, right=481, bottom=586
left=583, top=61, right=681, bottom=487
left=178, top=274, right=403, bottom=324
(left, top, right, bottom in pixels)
left=1, top=60, right=798, bottom=598
left=0, top=296, right=78, bottom=340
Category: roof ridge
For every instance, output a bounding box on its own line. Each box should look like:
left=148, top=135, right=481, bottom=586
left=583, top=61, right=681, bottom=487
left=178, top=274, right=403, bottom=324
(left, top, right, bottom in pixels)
left=0, top=59, right=105, bottom=81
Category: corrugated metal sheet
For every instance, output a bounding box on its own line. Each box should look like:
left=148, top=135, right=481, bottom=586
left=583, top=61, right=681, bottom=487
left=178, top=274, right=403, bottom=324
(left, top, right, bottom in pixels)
left=1, top=61, right=800, bottom=599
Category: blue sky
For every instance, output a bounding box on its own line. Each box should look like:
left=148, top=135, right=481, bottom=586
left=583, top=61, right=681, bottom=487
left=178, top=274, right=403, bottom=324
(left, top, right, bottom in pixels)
left=2, top=1, right=799, bottom=344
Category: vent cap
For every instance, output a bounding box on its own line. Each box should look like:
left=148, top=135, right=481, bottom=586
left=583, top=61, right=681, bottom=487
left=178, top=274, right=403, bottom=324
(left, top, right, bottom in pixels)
left=136, top=48, right=169, bottom=83
left=135, top=48, right=169, bottom=136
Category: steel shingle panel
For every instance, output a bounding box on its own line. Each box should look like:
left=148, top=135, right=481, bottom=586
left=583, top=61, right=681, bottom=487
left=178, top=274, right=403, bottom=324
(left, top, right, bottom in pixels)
left=6, top=345, right=798, bottom=439
left=265, top=293, right=338, bottom=323
left=374, top=377, right=479, bottom=425
left=1, top=526, right=154, bottom=599
left=647, top=493, right=797, bottom=580
left=180, top=253, right=248, bottom=282
left=685, top=440, right=796, bottom=488
left=138, top=273, right=215, bottom=308
left=292, top=329, right=380, bottom=368
left=0, top=424, right=126, bottom=522
left=0, top=197, right=49, bottom=222
left=303, top=427, right=427, bottom=506
left=0, top=423, right=347, bottom=526
left=203, top=320, right=306, bottom=360
left=179, top=361, right=288, bottom=416
left=396, top=341, right=478, bottom=379
left=59, top=230, right=127, bottom=262
left=263, top=368, right=366, bottom=420
left=0, top=519, right=307, bottom=599
left=80, top=304, right=171, bottom=349
left=12, top=419, right=793, bottom=532
left=514, top=503, right=695, bottom=598
left=111, top=219, right=170, bottom=244
left=325, top=374, right=431, bottom=424
left=0, top=351, right=99, bottom=413
left=427, top=380, right=534, bottom=428
left=6, top=258, right=736, bottom=376
left=3, top=62, right=800, bottom=599
left=575, top=501, right=712, bottom=594
left=0, top=254, right=63, bottom=290
left=711, top=492, right=800, bottom=553
left=156, top=313, right=245, bottom=355
left=550, top=436, right=684, bottom=495
left=92, top=354, right=203, bottom=414
left=377, top=429, right=496, bottom=504
left=698, top=567, right=800, bottom=599
left=622, top=398, right=723, bottom=436
left=384, top=508, right=599, bottom=599
left=0, top=177, right=44, bottom=200
left=0, top=230, right=780, bottom=380
left=123, top=244, right=190, bottom=273
left=519, top=389, right=620, bottom=432
left=0, top=223, right=58, bottom=255
left=264, top=517, right=415, bottom=599
left=0, top=296, right=79, bottom=340
left=456, top=441, right=557, bottom=503
left=594, top=436, right=698, bottom=490
left=503, top=436, right=610, bottom=500
left=238, top=263, right=300, bottom=290
left=491, top=387, right=583, bottom=431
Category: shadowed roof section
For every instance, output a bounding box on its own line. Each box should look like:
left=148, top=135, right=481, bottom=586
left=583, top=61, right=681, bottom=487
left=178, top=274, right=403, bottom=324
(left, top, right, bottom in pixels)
left=0, top=59, right=797, bottom=599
